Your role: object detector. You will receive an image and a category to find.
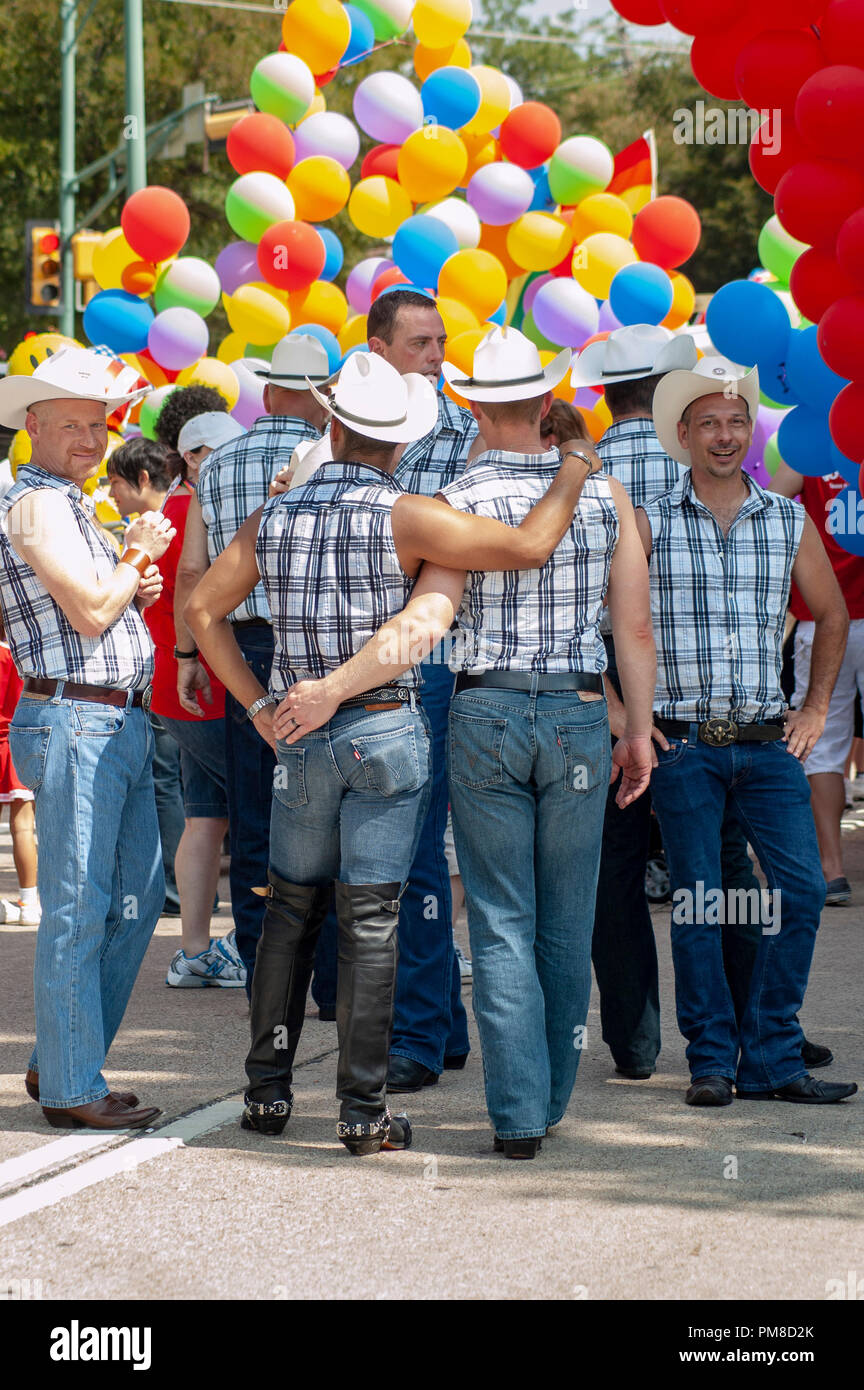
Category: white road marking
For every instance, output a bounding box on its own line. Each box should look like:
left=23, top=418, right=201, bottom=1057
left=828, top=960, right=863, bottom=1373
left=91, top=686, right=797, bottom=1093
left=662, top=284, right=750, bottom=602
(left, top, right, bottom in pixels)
left=0, top=1097, right=243, bottom=1230
left=0, top=1133, right=122, bottom=1191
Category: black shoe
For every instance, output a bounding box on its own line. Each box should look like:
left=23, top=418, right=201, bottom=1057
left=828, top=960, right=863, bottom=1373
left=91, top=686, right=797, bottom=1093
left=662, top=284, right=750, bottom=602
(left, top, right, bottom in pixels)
left=386, top=1056, right=439, bottom=1092
left=338, top=1110, right=412, bottom=1156
left=317, top=1006, right=336, bottom=1022
left=443, top=1053, right=468, bottom=1070
left=615, top=1065, right=653, bottom=1080
left=241, top=1094, right=292, bottom=1135
left=738, top=1075, right=857, bottom=1104
left=801, top=1039, right=833, bottom=1069
left=686, top=1075, right=734, bottom=1106
left=493, top=1134, right=542, bottom=1159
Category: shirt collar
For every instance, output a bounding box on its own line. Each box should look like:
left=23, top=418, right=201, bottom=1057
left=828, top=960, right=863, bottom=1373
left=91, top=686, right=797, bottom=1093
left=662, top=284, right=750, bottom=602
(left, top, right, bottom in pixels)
left=601, top=417, right=655, bottom=439
left=249, top=414, right=319, bottom=435
left=303, top=461, right=404, bottom=491
left=676, top=468, right=771, bottom=520
left=467, top=447, right=561, bottom=472
left=17, top=462, right=90, bottom=508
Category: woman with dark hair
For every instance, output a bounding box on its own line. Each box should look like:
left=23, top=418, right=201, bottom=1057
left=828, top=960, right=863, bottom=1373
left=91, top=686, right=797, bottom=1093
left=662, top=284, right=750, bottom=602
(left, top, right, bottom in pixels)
left=539, top=398, right=593, bottom=451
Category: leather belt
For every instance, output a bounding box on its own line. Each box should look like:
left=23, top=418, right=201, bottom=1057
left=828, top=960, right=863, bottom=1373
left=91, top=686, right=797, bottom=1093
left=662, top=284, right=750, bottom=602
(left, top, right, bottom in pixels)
left=654, top=715, right=785, bottom=747
left=23, top=677, right=150, bottom=709
left=455, top=671, right=604, bottom=695
left=337, top=684, right=418, bottom=712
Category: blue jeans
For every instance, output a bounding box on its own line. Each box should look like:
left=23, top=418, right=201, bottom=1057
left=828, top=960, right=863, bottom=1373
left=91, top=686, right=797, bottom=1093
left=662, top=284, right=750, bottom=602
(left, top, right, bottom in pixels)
left=10, top=693, right=164, bottom=1108
left=448, top=685, right=611, bottom=1139
left=155, top=712, right=228, bottom=818
left=649, top=733, right=826, bottom=1090
left=149, top=713, right=183, bottom=912
left=391, top=657, right=470, bottom=1073
left=268, top=700, right=431, bottom=886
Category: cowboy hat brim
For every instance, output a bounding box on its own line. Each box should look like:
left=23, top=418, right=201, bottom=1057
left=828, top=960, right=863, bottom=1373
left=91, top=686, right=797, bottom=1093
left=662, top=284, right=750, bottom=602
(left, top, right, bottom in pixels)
left=307, top=370, right=439, bottom=445
left=0, top=379, right=150, bottom=432
left=570, top=332, right=696, bottom=389
left=441, top=346, right=571, bottom=403
left=652, top=363, right=760, bottom=466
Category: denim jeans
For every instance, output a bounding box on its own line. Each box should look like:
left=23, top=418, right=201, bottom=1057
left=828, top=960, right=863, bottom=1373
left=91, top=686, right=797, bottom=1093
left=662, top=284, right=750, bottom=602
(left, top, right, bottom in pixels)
left=269, top=700, right=431, bottom=885
left=155, top=712, right=228, bottom=818
left=449, top=685, right=611, bottom=1139
left=391, top=657, right=470, bottom=1073
left=149, top=713, right=183, bottom=912
left=649, top=733, right=826, bottom=1090
left=10, top=693, right=164, bottom=1108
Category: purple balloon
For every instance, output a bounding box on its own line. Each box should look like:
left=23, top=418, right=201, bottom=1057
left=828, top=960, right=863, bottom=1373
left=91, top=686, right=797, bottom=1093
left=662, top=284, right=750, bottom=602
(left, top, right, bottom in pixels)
left=215, top=242, right=259, bottom=295
left=598, top=299, right=623, bottom=333
left=346, top=256, right=392, bottom=315
left=743, top=404, right=789, bottom=473
left=523, top=273, right=552, bottom=318
left=230, top=357, right=268, bottom=429
left=573, top=386, right=599, bottom=411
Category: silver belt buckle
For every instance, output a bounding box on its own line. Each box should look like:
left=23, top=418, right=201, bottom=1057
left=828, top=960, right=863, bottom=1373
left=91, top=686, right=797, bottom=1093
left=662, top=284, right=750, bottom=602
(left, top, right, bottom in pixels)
left=699, top=717, right=737, bottom=747
left=142, top=684, right=153, bottom=712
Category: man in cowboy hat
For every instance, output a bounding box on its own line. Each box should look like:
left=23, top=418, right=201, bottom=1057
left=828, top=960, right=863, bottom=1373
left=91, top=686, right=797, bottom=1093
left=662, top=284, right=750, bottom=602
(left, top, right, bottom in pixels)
left=185, top=349, right=600, bottom=1154
left=0, top=345, right=174, bottom=1129
left=639, top=355, right=856, bottom=1106
left=172, top=333, right=332, bottom=995
left=276, top=326, right=658, bottom=1157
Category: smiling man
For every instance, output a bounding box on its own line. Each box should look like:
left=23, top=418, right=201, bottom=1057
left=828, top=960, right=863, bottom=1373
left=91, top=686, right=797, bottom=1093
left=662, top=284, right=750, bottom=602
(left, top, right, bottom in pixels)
left=636, top=357, right=856, bottom=1108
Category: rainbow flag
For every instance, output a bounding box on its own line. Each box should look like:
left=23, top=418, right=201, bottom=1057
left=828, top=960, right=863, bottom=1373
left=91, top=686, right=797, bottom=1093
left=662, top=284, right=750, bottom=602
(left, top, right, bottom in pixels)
left=609, top=131, right=657, bottom=211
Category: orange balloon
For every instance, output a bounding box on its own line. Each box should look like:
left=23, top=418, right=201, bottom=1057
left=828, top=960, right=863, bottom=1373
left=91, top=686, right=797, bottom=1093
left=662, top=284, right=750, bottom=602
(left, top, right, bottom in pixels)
left=121, top=260, right=158, bottom=295
left=477, top=221, right=524, bottom=280
left=662, top=271, right=696, bottom=330
left=461, top=131, right=499, bottom=184
left=414, top=37, right=472, bottom=82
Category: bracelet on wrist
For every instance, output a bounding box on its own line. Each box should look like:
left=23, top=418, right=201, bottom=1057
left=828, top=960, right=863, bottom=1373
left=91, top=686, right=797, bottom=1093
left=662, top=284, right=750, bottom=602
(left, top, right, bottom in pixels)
left=562, top=449, right=595, bottom=474
left=174, top=647, right=198, bottom=661
left=119, top=547, right=152, bottom=577
left=247, top=694, right=276, bottom=722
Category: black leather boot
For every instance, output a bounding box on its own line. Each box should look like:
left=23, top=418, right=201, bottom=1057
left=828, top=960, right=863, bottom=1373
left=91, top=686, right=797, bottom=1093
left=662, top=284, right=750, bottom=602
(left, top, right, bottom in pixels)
left=333, top=880, right=410, bottom=1156
left=243, top=872, right=330, bottom=1135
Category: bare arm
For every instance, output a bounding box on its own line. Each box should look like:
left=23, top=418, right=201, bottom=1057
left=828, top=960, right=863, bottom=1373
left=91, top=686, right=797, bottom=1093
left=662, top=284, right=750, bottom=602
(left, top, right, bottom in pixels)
left=173, top=494, right=214, bottom=715
left=273, top=563, right=467, bottom=742
left=768, top=460, right=804, bottom=499
left=784, top=513, right=848, bottom=761
left=5, top=491, right=173, bottom=638
left=605, top=480, right=656, bottom=806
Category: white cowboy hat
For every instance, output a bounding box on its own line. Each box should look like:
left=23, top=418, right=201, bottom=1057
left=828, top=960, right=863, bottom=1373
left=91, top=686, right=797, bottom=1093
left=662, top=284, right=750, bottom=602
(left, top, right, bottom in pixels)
left=177, top=412, right=246, bottom=455
left=254, top=333, right=332, bottom=387
left=0, top=345, right=150, bottom=430
left=308, top=352, right=438, bottom=445
left=570, top=324, right=698, bottom=389
left=652, top=356, right=760, bottom=466
left=442, top=325, right=570, bottom=403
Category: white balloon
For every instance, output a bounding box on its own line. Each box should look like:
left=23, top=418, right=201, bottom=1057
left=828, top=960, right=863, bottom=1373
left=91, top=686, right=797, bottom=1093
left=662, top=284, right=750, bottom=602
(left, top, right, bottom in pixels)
left=353, top=72, right=423, bottom=145
left=423, top=197, right=481, bottom=250
left=293, top=112, right=361, bottom=171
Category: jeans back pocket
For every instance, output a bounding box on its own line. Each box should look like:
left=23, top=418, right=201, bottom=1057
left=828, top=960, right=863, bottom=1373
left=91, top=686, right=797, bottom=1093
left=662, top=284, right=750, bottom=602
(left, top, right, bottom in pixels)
left=555, top=723, right=606, bottom=794
left=273, top=744, right=308, bottom=808
left=349, top=724, right=425, bottom=797
left=448, top=710, right=507, bottom=789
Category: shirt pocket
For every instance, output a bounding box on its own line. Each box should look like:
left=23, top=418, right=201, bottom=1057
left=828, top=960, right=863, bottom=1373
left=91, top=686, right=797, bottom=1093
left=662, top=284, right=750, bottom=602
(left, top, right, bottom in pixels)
left=448, top=711, right=507, bottom=790
left=349, top=724, right=425, bottom=797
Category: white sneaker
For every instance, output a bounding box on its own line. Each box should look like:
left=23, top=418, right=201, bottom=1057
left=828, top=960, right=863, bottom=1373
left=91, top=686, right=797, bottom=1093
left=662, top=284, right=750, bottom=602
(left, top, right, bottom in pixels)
left=454, top=940, right=472, bottom=981
left=17, top=898, right=41, bottom=926
left=166, top=931, right=247, bottom=988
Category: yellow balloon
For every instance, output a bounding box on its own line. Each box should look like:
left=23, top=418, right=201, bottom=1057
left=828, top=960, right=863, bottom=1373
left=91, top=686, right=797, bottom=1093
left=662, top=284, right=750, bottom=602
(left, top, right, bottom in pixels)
left=572, top=233, right=639, bottom=300
left=302, top=88, right=327, bottom=121
left=398, top=127, right=467, bottom=204
left=281, top=0, right=350, bottom=74
left=446, top=326, right=488, bottom=375
left=217, top=332, right=248, bottom=364
left=94, top=493, right=124, bottom=530
left=8, top=430, right=31, bottom=475
left=438, top=249, right=507, bottom=322
left=288, top=156, right=351, bottom=222
left=8, top=332, right=80, bottom=377
left=348, top=177, right=414, bottom=239
left=223, top=286, right=292, bottom=345
left=92, top=228, right=138, bottom=290
left=289, top=280, right=348, bottom=334
left=462, top=130, right=499, bottom=183
left=437, top=296, right=479, bottom=340
left=569, top=193, right=634, bottom=244
left=175, top=358, right=241, bottom=409
left=620, top=184, right=652, bottom=214
left=413, top=0, right=472, bottom=48
left=506, top=213, right=572, bottom=273
left=539, top=351, right=576, bottom=403
left=338, top=314, right=368, bottom=353
left=463, top=66, right=511, bottom=137
left=662, top=271, right=696, bottom=330
left=414, top=37, right=472, bottom=82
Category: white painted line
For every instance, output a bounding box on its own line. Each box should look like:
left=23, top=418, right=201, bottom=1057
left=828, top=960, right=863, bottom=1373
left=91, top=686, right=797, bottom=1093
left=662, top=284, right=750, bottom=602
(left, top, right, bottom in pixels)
left=0, top=1133, right=121, bottom=1191
left=0, top=1096, right=243, bottom=1230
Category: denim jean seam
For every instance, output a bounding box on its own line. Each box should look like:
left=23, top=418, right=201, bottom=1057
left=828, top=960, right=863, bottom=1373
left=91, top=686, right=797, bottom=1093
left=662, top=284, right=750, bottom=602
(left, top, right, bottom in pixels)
left=324, top=731, right=350, bottom=790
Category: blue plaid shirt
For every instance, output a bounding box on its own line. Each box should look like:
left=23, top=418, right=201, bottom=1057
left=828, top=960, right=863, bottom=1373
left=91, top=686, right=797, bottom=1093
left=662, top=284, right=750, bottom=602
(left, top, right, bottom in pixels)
left=198, top=414, right=320, bottom=622
left=640, top=472, right=805, bottom=723
left=0, top=465, right=153, bottom=689
left=393, top=392, right=478, bottom=497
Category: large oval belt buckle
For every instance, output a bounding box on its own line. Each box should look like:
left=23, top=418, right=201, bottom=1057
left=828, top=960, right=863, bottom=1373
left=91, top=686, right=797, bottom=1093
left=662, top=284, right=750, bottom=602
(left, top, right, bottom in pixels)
left=700, top=717, right=737, bottom=747
left=142, top=684, right=153, bottom=712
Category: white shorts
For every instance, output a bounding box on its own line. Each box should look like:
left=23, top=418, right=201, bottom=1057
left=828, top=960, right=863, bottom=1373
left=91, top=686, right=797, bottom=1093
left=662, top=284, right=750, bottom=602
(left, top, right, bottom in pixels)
left=792, top=617, right=864, bottom=775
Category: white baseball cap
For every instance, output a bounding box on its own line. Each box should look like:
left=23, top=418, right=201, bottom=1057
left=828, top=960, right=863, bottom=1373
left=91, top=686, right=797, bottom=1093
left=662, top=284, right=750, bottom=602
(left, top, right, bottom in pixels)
left=177, top=412, right=246, bottom=455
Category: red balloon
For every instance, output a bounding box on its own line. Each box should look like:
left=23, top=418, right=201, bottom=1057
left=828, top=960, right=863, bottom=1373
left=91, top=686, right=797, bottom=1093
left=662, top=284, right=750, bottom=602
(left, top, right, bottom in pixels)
left=775, top=159, right=864, bottom=252
left=121, top=186, right=190, bottom=264
left=817, top=294, right=864, bottom=379
left=371, top=266, right=411, bottom=301
left=735, top=29, right=824, bottom=114
left=631, top=196, right=701, bottom=270
left=499, top=103, right=562, bottom=170
left=830, top=381, right=864, bottom=463
left=749, top=120, right=810, bottom=195
left=690, top=14, right=763, bottom=99
left=257, top=220, right=326, bottom=292
left=837, top=209, right=864, bottom=287
left=361, top=144, right=401, bottom=180
left=314, top=67, right=339, bottom=87
left=796, top=66, right=864, bottom=163
left=227, top=113, right=295, bottom=180
left=660, top=0, right=745, bottom=35
left=822, top=0, right=864, bottom=67
left=742, top=0, right=824, bottom=22
left=790, top=247, right=861, bottom=322
left=610, top=0, right=665, bottom=22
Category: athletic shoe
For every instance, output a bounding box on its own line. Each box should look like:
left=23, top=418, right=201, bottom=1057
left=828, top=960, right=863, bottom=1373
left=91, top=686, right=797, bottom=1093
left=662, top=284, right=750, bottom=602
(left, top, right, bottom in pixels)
left=0, top=898, right=40, bottom=926
left=825, top=876, right=852, bottom=907
left=454, top=940, right=472, bottom=980
left=166, top=933, right=247, bottom=988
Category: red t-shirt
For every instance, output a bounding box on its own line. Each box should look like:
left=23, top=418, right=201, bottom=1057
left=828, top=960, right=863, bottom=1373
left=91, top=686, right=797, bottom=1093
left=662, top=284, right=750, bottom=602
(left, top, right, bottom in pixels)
left=144, top=487, right=226, bottom=721
left=789, top=472, right=864, bottom=622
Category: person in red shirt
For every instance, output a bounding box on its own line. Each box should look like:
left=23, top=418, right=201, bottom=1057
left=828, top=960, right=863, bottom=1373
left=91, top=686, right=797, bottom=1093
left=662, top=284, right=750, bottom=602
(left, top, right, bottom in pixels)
left=0, top=618, right=38, bottom=924
left=771, top=464, right=864, bottom=904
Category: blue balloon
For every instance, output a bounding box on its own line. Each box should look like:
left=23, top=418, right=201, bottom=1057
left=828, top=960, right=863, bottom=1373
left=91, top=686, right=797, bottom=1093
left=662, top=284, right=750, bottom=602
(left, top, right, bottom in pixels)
left=706, top=280, right=792, bottom=368
left=827, top=487, right=864, bottom=557
left=290, top=323, right=340, bottom=374
left=777, top=406, right=834, bottom=477
left=487, top=300, right=507, bottom=326
left=421, top=67, right=481, bottom=131
left=757, top=356, right=800, bottom=410
left=392, top=214, right=460, bottom=289
left=830, top=442, right=860, bottom=486
left=342, top=5, right=375, bottom=65
left=315, top=226, right=344, bottom=283
left=609, top=263, right=674, bottom=327
left=785, top=325, right=848, bottom=414
left=528, top=165, right=555, bottom=212
left=83, top=289, right=153, bottom=354
left=340, top=344, right=370, bottom=367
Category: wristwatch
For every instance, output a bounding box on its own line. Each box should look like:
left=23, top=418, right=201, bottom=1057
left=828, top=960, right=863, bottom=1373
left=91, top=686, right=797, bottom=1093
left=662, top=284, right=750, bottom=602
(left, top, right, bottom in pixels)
left=247, top=694, right=276, bottom=722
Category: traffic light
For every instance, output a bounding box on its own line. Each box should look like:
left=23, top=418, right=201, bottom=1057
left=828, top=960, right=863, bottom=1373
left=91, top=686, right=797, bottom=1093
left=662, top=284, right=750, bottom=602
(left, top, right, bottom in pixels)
left=27, top=221, right=61, bottom=313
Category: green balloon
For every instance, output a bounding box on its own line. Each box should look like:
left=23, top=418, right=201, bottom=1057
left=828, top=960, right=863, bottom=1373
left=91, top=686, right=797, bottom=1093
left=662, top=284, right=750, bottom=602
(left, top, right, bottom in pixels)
left=245, top=341, right=274, bottom=362
left=138, top=385, right=176, bottom=441
left=763, top=429, right=785, bottom=477
left=521, top=309, right=558, bottom=355
left=757, top=215, right=808, bottom=286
